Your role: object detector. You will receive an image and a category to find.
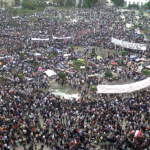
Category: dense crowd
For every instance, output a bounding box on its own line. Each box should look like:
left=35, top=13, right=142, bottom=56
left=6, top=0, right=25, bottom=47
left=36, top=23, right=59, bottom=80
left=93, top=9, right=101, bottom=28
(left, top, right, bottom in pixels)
left=0, top=1, right=150, bottom=150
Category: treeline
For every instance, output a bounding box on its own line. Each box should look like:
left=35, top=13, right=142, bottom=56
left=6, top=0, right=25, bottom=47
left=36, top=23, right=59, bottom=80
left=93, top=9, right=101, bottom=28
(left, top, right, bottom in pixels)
left=111, top=0, right=124, bottom=7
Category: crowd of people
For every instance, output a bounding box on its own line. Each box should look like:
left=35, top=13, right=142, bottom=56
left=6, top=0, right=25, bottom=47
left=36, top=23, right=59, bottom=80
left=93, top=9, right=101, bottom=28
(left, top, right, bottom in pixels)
left=0, top=1, right=150, bottom=150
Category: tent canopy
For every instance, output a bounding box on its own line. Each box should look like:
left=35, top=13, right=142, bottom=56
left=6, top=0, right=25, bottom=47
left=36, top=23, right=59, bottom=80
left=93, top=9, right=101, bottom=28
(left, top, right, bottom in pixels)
left=44, top=70, right=56, bottom=77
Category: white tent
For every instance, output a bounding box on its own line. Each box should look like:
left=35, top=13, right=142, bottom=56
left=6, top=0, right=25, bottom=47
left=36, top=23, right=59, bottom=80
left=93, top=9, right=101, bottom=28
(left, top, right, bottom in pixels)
left=64, top=54, right=71, bottom=57
left=126, top=23, right=133, bottom=28
left=44, top=70, right=57, bottom=77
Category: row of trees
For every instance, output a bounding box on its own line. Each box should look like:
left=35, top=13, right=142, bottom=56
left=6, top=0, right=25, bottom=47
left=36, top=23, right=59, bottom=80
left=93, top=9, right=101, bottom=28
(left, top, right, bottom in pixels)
left=111, top=0, right=150, bottom=9
left=53, top=0, right=98, bottom=8
left=111, top=0, right=124, bottom=7
left=22, top=1, right=46, bottom=10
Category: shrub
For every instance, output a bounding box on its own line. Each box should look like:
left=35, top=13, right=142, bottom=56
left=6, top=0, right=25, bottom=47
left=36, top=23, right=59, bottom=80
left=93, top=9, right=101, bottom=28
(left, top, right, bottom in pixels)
left=122, top=51, right=127, bottom=56
left=58, top=72, right=66, bottom=79
left=90, top=85, right=97, bottom=91
left=143, top=69, right=149, bottom=76
left=18, top=73, right=24, bottom=79
left=105, top=72, right=113, bottom=78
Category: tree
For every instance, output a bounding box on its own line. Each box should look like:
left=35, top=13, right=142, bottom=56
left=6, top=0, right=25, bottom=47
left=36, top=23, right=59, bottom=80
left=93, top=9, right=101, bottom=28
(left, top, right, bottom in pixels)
left=33, top=60, right=39, bottom=66
left=111, top=0, right=124, bottom=7
left=105, top=72, right=113, bottom=78
left=90, top=85, right=97, bottom=91
left=83, top=0, right=98, bottom=8
left=53, top=0, right=65, bottom=6
left=18, top=73, right=24, bottom=79
left=53, top=51, right=58, bottom=56
left=58, top=72, right=66, bottom=79
left=22, top=1, right=35, bottom=9
left=15, top=0, right=20, bottom=6
left=65, top=0, right=75, bottom=7
left=145, top=1, right=150, bottom=9
left=47, top=55, right=52, bottom=59
left=90, top=49, right=97, bottom=57
left=128, top=4, right=140, bottom=9
left=143, top=69, right=149, bottom=76
left=68, top=44, right=74, bottom=49
left=0, top=75, right=2, bottom=80
left=122, top=51, right=127, bottom=56
left=20, top=52, right=25, bottom=57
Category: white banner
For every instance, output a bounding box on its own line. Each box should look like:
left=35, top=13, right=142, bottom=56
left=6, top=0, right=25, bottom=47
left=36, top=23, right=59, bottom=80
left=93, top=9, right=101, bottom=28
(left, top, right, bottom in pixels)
left=111, top=37, right=147, bottom=51
left=97, top=78, right=150, bottom=93
left=31, top=38, right=49, bottom=41
left=53, top=36, right=72, bottom=40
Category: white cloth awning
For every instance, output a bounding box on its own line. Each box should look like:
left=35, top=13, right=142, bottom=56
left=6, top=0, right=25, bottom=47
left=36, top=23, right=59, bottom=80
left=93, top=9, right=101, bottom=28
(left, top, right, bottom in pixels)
left=44, top=70, right=57, bottom=77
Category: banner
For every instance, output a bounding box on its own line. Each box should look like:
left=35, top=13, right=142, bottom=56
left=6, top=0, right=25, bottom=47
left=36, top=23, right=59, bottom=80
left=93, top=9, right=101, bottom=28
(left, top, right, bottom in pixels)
left=53, top=36, right=72, bottom=40
left=111, top=37, right=147, bottom=50
left=97, top=78, right=150, bottom=93
left=31, top=38, right=49, bottom=41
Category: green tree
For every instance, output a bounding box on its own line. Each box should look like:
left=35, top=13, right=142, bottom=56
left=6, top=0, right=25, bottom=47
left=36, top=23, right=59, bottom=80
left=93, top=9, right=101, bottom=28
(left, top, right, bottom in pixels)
left=20, top=52, right=25, bottom=57
left=15, top=0, right=20, bottom=6
left=22, top=1, right=35, bottom=9
left=47, top=55, right=52, bottom=59
left=90, top=49, right=97, bottom=57
left=145, top=1, right=150, bottom=9
left=53, top=0, right=65, bottom=6
left=83, top=0, right=98, bottom=8
left=0, top=75, right=2, bottom=80
left=65, top=0, right=75, bottom=7
left=58, top=72, right=66, bottom=79
left=143, top=69, right=149, bottom=76
left=53, top=51, right=58, bottom=56
left=18, top=73, right=24, bottom=79
left=68, top=44, right=74, bottom=49
left=111, top=0, right=124, bottom=7
left=128, top=4, right=140, bottom=9
left=90, top=85, right=97, bottom=91
left=122, top=51, right=127, bottom=56
left=105, top=72, right=113, bottom=78
left=33, top=60, right=39, bottom=66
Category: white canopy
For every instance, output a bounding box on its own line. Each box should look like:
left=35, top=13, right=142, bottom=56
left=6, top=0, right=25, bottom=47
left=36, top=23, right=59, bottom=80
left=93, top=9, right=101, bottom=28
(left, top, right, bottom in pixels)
left=80, top=66, right=85, bottom=69
left=53, top=36, right=72, bottom=40
left=97, top=78, right=150, bottom=93
left=126, top=23, right=133, bottom=28
left=44, top=70, right=57, bottom=77
left=64, top=54, right=71, bottom=57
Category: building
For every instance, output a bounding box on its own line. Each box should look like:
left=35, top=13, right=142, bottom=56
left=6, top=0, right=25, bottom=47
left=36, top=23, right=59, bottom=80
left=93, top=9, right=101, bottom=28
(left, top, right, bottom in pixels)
left=124, top=0, right=149, bottom=7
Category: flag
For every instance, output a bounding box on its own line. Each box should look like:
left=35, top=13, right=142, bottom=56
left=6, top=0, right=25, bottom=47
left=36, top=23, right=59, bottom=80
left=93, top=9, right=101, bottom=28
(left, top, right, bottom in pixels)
left=134, top=130, right=141, bottom=138
left=74, top=139, right=77, bottom=145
